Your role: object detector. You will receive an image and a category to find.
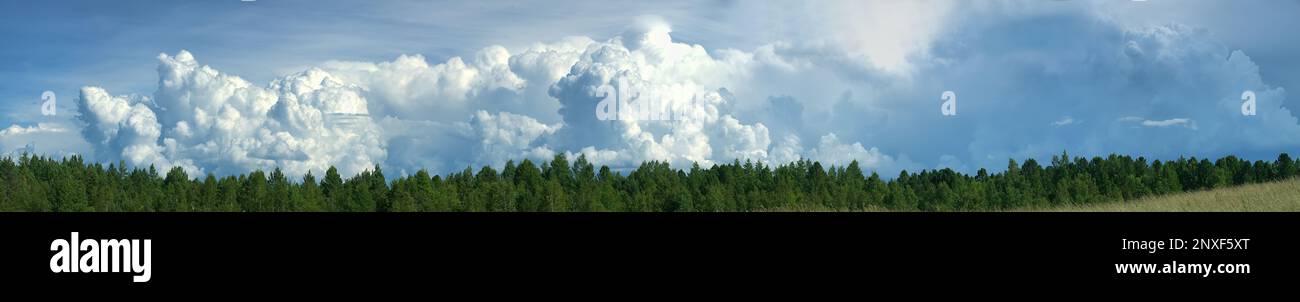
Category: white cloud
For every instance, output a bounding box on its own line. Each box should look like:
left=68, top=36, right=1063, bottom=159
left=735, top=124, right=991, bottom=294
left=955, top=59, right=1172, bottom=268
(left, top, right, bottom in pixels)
left=1051, top=117, right=1076, bottom=127
left=464, top=110, right=560, bottom=167
left=76, top=87, right=182, bottom=171
left=318, top=37, right=598, bottom=124
left=319, top=51, right=523, bottom=120
left=1119, top=116, right=1199, bottom=129
left=59, top=4, right=1300, bottom=179
left=805, top=133, right=896, bottom=170
left=0, top=122, right=89, bottom=159
left=814, top=0, right=956, bottom=73
left=0, top=123, right=68, bottom=136
left=69, top=27, right=879, bottom=177
left=542, top=20, right=864, bottom=169
left=78, top=51, right=387, bottom=177
left=1140, top=118, right=1196, bottom=129
left=768, top=134, right=805, bottom=165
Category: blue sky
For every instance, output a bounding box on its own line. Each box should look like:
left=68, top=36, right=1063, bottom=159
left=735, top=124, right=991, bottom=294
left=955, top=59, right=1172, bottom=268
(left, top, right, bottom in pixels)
left=2, top=0, right=1299, bottom=178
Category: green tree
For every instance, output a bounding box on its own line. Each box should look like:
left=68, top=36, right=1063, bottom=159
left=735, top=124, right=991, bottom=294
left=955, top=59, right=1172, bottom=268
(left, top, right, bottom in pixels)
left=1277, top=153, right=1295, bottom=179
left=240, top=170, right=268, bottom=212
left=161, top=166, right=190, bottom=212
left=322, top=167, right=344, bottom=211
left=514, top=159, right=543, bottom=211
left=299, top=171, right=326, bottom=211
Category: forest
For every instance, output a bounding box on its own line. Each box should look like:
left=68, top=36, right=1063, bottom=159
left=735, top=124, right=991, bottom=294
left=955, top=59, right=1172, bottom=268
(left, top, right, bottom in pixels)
left=0, top=151, right=1296, bottom=212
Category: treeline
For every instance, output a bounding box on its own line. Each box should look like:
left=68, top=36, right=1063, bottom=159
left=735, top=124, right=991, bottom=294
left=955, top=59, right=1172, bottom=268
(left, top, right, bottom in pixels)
left=0, top=152, right=1296, bottom=212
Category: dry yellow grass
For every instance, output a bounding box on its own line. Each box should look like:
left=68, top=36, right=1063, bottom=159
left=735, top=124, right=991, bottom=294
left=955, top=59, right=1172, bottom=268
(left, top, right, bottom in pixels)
left=1034, top=178, right=1300, bottom=212
left=751, top=178, right=1300, bottom=212
left=756, top=203, right=891, bottom=212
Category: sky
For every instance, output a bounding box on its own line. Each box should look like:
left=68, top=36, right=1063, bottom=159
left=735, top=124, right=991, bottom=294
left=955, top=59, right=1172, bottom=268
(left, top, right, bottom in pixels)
left=2, top=0, right=1299, bottom=178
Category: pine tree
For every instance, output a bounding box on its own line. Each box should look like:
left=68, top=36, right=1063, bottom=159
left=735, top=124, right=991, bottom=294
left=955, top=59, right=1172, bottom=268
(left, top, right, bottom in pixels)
left=2, top=151, right=1298, bottom=212
left=240, top=170, right=268, bottom=212
left=389, top=178, right=419, bottom=212
left=269, top=168, right=290, bottom=211
left=299, top=171, right=326, bottom=211
left=162, top=166, right=190, bottom=212
left=514, top=159, right=543, bottom=211
left=369, top=165, right=388, bottom=212
left=1277, top=153, right=1295, bottom=179
left=200, top=174, right=220, bottom=211
left=322, top=166, right=344, bottom=211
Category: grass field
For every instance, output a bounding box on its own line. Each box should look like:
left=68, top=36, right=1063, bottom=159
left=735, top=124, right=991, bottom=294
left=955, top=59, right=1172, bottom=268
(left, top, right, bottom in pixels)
left=1029, top=178, right=1300, bottom=212
left=762, top=178, right=1300, bottom=212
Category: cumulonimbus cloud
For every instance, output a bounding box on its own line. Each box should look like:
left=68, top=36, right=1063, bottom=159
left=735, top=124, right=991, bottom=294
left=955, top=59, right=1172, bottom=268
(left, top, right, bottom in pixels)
left=78, top=51, right=387, bottom=177
left=65, top=3, right=1300, bottom=178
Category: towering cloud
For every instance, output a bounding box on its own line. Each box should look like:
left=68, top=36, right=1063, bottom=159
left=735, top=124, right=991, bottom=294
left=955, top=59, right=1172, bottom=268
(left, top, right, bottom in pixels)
left=66, top=2, right=1300, bottom=178
left=547, top=19, right=775, bottom=168
left=78, top=51, right=387, bottom=177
